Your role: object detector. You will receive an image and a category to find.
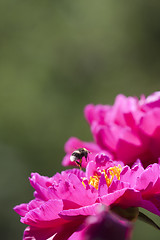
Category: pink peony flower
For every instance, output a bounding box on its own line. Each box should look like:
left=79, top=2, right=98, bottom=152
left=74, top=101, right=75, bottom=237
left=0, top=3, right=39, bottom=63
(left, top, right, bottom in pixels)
left=14, top=154, right=160, bottom=239
left=85, top=92, right=160, bottom=167
left=63, top=92, right=160, bottom=168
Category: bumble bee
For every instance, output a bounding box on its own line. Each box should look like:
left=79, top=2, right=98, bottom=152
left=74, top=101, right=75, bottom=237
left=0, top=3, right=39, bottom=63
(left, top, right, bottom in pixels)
left=70, top=148, right=90, bottom=169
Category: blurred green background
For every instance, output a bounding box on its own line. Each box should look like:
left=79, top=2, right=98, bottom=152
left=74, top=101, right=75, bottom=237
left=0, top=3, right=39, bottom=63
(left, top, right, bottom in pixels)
left=0, top=0, right=160, bottom=239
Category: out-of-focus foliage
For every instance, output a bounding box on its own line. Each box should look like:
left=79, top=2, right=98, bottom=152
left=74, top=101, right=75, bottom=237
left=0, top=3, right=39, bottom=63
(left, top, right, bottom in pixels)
left=0, top=1, right=159, bottom=239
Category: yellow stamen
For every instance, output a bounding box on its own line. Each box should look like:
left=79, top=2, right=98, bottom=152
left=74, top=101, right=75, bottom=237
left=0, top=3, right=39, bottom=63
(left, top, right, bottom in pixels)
left=82, top=177, right=88, bottom=188
left=88, top=173, right=100, bottom=190
left=88, top=165, right=122, bottom=190
left=106, top=165, right=122, bottom=187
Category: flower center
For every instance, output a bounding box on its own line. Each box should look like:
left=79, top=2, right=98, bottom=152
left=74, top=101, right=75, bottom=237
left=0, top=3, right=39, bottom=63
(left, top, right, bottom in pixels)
left=88, top=165, right=122, bottom=190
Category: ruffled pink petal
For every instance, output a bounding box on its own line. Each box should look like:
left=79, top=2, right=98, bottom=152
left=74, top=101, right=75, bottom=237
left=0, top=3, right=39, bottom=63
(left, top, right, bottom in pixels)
left=123, top=112, right=136, bottom=128
left=95, top=153, right=112, bottom=167
left=66, top=174, right=97, bottom=206
left=98, top=188, right=128, bottom=206
left=29, top=176, right=48, bottom=200
left=91, top=122, right=121, bottom=152
left=120, top=163, right=144, bottom=188
left=84, top=104, right=111, bottom=125
left=116, top=128, right=144, bottom=165
left=146, top=177, right=160, bottom=196
left=136, top=163, right=160, bottom=192
left=140, top=91, right=160, bottom=111
left=65, top=168, right=85, bottom=180
left=50, top=173, right=97, bottom=206
left=110, top=94, right=138, bottom=126
left=98, top=174, right=108, bottom=197
left=99, top=188, right=142, bottom=209
left=59, top=203, right=102, bottom=219
left=29, top=173, right=58, bottom=201
left=30, top=173, right=52, bottom=188
left=27, top=199, right=44, bottom=211
left=85, top=161, right=96, bottom=180
left=21, top=199, right=64, bottom=227
left=109, top=180, right=130, bottom=193
left=14, top=199, right=44, bottom=217
left=14, top=203, right=28, bottom=217
left=62, top=199, right=81, bottom=210
left=139, top=108, right=160, bottom=136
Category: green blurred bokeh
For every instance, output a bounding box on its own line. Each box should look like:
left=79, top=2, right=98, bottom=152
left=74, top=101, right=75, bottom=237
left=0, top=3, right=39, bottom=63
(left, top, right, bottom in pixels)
left=0, top=1, right=160, bottom=239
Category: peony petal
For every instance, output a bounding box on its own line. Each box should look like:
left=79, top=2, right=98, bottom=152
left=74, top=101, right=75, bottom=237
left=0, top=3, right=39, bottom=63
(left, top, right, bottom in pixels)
left=139, top=108, right=160, bottom=136
left=98, top=188, right=128, bottom=206
left=116, top=128, right=144, bottom=165
left=29, top=173, right=58, bottom=201
left=14, top=203, right=28, bottom=217
left=84, top=104, right=111, bottom=125
left=21, top=199, right=64, bottom=227
left=98, top=174, right=108, bottom=197
left=120, top=163, right=144, bottom=188
left=59, top=203, right=102, bottom=219
left=140, top=91, right=160, bottom=110
left=136, top=164, right=160, bottom=191
left=65, top=168, right=85, bottom=180
left=91, top=122, right=120, bottom=151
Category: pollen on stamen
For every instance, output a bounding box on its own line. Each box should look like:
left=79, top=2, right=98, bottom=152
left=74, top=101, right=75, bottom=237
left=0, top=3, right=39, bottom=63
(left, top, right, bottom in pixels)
left=87, top=165, right=122, bottom=190
left=88, top=173, right=100, bottom=190
left=106, top=164, right=122, bottom=187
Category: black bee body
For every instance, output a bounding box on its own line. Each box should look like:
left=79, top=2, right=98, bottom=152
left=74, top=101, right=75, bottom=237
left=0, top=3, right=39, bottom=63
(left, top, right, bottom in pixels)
left=72, top=148, right=88, bottom=161
left=70, top=148, right=90, bottom=169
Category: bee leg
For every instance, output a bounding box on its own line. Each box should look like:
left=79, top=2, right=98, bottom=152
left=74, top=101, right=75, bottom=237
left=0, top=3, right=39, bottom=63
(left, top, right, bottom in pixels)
left=75, top=160, right=81, bottom=170
left=75, top=159, right=82, bottom=170
left=79, top=159, right=82, bottom=170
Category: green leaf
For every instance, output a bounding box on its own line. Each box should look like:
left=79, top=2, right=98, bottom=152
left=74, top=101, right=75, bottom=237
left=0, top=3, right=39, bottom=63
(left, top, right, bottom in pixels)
left=138, top=211, right=160, bottom=230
